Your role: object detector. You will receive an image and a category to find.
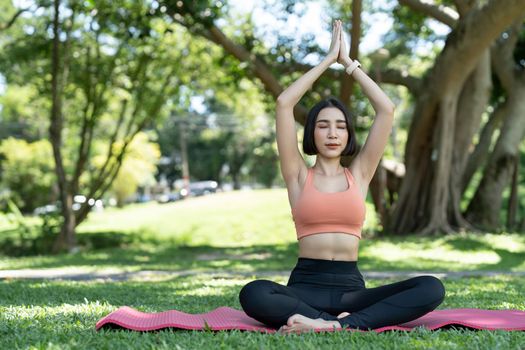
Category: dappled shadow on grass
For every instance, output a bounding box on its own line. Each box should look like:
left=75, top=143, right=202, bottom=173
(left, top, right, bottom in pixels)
left=443, top=236, right=525, bottom=271
left=0, top=230, right=137, bottom=257
left=1, top=242, right=300, bottom=272
left=2, top=231, right=525, bottom=273
left=0, top=278, right=248, bottom=348
left=1, top=275, right=524, bottom=311
left=442, top=276, right=525, bottom=310
left=76, top=231, right=136, bottom=250
left=358, top=233, right=525, bottom=272
left=0, top=275, right=246, bottom=310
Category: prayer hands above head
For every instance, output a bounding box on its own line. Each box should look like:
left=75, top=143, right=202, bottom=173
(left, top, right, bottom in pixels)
left=327, top=20, right=342, bottom=64
left=337, top=21, right=352, bottom=68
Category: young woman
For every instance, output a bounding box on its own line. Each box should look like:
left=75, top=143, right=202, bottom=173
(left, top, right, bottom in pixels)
left=239, top=20, right=445, bottom=334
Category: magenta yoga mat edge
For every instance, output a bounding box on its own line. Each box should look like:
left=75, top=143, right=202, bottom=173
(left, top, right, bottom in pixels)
left=95, top=306, right=525, bottom=333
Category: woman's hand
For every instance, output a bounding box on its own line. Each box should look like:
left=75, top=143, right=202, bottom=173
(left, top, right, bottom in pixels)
left=337, top=22, right=353, bottom=68
left=327, top=20, right=341, bottom=64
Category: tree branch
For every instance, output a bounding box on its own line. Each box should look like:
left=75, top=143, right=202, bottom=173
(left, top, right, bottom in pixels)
left=284, top=62, right=421, bottom=93
left=206, top=25, right=283, bottom=98
left=399, top=0, right=459, bottom=27
left=452, top=0, right=475, bottom=16
left=340, top=0, right=362, bottom=106
left=370, top=67, right=422, bottom=93
left=0, top=8, right=29, bottom=31
left=168, top=10, right=312, bottom=123
left=428, top=0, right=525, bottom=96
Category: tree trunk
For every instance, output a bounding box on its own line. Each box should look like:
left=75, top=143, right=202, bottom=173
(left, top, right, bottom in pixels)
left=49, top=0, right=76, bottom=253
left=520, top=199, right=525, bottom=232
left=506, top=155, right=519, bottom=230
left=464, top=16, right=525, bottom=230
left=460, top=99, right=507, bottom=194
left=448, top=50, right=492, bottom=228
left=387, top=0, right=525, bottom=235
left=369, top=164, right=387, bottom=228
left=387, top=93, right=439, bottom=233
left=465, top=84, right=525, bottom=229
left=52, top=194, right=76, bottom=252
left=339, top=0, right=362, bottom=107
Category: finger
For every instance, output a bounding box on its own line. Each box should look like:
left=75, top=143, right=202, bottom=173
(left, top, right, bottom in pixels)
left=331, top=21, right=337, bottom=42
left=283, top=326, right=296, bottom=335
left=285, top=325, right=299, bottom=334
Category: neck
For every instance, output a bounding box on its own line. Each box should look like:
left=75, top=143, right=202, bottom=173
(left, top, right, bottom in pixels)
left=313, top=157, right=344, bottom=176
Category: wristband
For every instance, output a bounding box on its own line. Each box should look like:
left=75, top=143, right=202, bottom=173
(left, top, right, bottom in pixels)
left=345, top=60, right=361, bottom=76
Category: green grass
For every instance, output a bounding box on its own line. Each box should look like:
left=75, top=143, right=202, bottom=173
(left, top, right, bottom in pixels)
left=1, top=189, right=525, bottom=349
left=1, top=275, right=524, bottom=349
left=2, top=189, right=525, bottom=272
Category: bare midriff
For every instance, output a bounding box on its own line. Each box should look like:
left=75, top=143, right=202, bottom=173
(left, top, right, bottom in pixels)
left=298, top=232, right=359, bottom=261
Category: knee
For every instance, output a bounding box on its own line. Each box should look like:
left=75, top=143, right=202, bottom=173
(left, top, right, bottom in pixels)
left=417, top=275, right=445, bottom=304
left=238, top=279, right=274, bottom=311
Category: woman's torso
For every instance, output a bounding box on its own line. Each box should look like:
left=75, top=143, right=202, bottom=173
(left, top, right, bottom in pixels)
left=287, top=164, right=368, bottom=261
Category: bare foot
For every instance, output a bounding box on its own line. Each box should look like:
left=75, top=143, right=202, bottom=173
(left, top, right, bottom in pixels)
left=278, top=314, right=342, bottom=335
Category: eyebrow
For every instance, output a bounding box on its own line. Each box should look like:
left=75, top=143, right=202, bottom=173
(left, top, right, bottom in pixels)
left=316, top=119, right=346, bottom=123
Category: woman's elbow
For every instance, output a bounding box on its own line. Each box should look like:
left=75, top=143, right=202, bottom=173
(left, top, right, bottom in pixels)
left=386, top=102, right=396, bottom=115
left=380, top=102, right=395, bottom=118
left=276, top=94, right=296, bottom=109
left=276, top=95, right=288, bottom=107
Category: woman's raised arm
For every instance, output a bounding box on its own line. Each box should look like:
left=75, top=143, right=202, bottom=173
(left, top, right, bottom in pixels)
left=276, top=20, right=342, bottom=183
left=338, top=25, right=395, bottom=185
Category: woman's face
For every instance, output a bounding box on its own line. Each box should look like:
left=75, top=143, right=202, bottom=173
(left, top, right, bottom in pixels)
left=314, top=107, right=349, bottom=158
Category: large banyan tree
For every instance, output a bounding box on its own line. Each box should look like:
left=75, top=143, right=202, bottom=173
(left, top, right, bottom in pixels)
left=167, top=0, right=525, bottom=235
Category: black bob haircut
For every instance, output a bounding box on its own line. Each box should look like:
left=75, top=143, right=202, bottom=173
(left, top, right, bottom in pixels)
left=303, top=97, right=358, bottom=157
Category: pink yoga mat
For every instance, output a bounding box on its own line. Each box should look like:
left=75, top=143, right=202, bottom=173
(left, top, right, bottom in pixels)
left=96, top=306, right=525, bottom=333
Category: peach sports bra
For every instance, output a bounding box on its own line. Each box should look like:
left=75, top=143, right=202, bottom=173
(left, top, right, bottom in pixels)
left=291, top=167, right=366, bottom=240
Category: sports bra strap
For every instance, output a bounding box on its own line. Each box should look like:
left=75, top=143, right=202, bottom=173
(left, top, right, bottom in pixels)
left=305, top=167, right=313, bottom=186
left=344, top=167, right=355, bottom=185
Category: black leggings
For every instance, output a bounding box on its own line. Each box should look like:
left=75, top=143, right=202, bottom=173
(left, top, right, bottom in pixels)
left=239, top=257, right=445, bottom=329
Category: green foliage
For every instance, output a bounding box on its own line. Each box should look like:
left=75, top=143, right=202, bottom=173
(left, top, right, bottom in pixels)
left=163, top=0, right=226, bottom=28
left=0, top=85, right=49, bottom=141
left=0, top=138, right=56, bottom=212
left=384, top=3, right=445, bottom=58
left=0, top=199, right=59, bottom=256
left=187, top=128, right=231, bottom=181
left=107, top=132, right=161, bottom=206
left=248, top=133, right=279, bottom=187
